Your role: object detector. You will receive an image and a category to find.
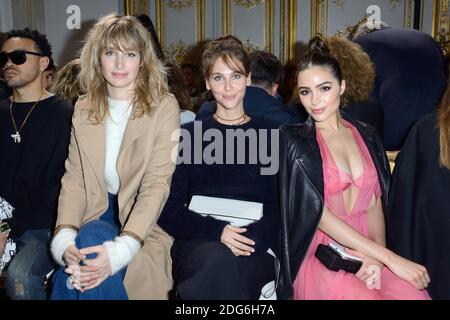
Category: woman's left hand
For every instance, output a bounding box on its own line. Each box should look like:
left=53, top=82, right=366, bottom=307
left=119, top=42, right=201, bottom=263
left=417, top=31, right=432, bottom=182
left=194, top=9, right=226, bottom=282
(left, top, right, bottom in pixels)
left=221, top=225, right=255, bottom=256
left=347, top=249, right=384, bottom=287
left=76, top=245, right=112, bottom=291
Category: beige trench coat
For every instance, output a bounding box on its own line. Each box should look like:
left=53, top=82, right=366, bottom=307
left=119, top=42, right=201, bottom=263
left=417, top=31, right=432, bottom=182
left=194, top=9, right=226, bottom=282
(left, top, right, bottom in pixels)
left=55, top=95, right=180, bottom=299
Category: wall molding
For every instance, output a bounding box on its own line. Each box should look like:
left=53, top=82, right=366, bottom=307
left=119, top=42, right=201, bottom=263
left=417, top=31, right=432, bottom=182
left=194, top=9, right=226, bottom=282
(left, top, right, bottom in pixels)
left=222, top=0, right=230, bottom=34
left=432, top=0, right=449, bottom=55
left=196, top=0, right=205, bottom=42
left=288, top=0, right=297, bottom=62
left=163, top=0, right=193, bottom=11
left=10, top=0, right=44, bottom=32
left=124, top=0, right=149, bottom=15
left=311, top=0, right=328, bottom=36
left=222, top=0, right=274, bottom=53
left=234, top=0, right=264, bottom=11
left=280, top=0, right=286, bottom=63
left=403, top=0, right=413, bottom=29
left=155, top=0, right=205, bottom=48
left=310, top=0, right=417, bottom=37
left=265, top=0, right=273, bottom=54
left=119, top=1, right=448, bottom=63
left=0, top=0, right=13, bottom=32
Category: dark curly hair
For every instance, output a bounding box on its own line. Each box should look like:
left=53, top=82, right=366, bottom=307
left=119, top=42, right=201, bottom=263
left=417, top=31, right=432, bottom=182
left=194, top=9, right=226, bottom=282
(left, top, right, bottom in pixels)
left=6, top=28, right=52, bottom=58
left=323, top=36, right=375, bottom=106
left=298, top=35, right=375, bottom=106
left=298, top=36, right=342, bottom=84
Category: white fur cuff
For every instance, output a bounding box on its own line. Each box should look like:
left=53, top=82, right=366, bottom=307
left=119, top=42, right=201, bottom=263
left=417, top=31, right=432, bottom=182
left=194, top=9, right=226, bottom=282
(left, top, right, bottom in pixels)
left=51, top=228, right=77, bottom=266
left=103, top=235, right=140, bottom=275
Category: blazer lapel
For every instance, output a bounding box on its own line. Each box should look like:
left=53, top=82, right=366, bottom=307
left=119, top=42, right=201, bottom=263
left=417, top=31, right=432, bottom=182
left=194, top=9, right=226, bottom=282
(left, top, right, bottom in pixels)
left=117, top=114, right=148, bottom=169
left=74, top=114, right=106, bottom=191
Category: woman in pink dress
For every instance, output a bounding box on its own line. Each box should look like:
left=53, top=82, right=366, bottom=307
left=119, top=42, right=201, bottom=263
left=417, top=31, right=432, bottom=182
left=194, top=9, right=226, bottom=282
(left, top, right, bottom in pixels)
left=277, top=36, right=431, bottom=300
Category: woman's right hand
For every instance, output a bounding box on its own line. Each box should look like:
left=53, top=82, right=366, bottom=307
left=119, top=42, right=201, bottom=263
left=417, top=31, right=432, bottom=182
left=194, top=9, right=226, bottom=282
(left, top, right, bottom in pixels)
left=220, top=225, right=255, bottom=256
left=0, top=232, right=8, bottom=255
left=386, top=253, right=431, bottom=290
left=63, top=244, right=85, bottom=266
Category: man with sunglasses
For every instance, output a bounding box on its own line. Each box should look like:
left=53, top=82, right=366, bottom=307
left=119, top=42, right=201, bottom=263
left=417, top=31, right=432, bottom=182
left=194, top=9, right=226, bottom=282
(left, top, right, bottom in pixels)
left=0, top=28, right=73, bottom=300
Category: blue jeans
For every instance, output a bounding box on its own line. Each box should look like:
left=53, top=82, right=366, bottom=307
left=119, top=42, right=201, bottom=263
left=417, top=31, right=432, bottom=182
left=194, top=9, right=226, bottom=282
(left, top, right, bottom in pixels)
left=5, top=229, right=55, bottom=300
left=50, top=194, right=128, bottom=300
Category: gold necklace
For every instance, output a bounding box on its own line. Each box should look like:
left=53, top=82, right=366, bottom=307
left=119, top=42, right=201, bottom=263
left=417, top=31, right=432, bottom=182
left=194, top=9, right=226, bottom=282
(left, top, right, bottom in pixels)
left=213, top=113, right=248, bottom=125
left=9, top=93, right=43, bottom=143
left=214, top=112, right=247, bottom=122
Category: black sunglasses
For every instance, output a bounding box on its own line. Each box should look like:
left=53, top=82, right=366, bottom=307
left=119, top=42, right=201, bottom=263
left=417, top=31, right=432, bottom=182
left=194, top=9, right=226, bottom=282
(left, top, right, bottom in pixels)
left=0, top=50, right=45, bottom=68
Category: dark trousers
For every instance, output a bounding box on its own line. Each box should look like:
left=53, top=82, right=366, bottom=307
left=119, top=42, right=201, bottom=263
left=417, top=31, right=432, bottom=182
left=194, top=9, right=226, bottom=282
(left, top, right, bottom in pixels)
left=171, top=239, right=275, bottom=300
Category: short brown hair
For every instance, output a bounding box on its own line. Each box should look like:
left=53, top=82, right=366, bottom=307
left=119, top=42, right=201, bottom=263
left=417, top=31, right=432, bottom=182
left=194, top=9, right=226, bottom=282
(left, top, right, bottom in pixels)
left=201, top=35, right=249, bottom=79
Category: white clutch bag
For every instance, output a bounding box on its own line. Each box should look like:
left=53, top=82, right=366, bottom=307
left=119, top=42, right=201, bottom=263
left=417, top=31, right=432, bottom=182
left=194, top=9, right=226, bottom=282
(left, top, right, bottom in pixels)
left=188, top=195, right=263, bottom=227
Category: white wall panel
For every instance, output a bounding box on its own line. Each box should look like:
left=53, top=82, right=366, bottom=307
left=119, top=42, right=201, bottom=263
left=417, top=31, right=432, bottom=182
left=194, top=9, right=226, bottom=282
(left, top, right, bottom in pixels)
left=163, top=3, right=199, bottom=45
left=227, top=2, right=266, bottom=50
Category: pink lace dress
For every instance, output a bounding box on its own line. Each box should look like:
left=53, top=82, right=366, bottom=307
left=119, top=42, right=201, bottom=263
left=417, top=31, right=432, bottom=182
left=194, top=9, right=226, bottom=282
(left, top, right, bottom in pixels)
left=292, top=120, right=431, bottom=300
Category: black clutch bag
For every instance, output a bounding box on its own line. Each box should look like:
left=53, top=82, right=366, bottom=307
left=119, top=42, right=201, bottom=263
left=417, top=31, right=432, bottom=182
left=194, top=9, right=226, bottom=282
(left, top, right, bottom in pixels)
left=315, top=243, right=362, bottom=274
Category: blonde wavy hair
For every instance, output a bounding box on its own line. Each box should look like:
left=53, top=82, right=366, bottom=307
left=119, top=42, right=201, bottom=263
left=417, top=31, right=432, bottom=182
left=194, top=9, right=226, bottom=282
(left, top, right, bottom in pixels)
left=79, top=13, right=169, bottom=123
left=323, top=36, right=375, bottom=106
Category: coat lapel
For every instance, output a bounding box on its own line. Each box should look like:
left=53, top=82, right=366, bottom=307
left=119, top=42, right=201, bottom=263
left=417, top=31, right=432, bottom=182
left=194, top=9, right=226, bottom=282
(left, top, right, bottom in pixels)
left=73, top=106, right=150, bottom=194
left=116, top=113, right=148, bottom=175
left=74, top=111, right=106, bottom=191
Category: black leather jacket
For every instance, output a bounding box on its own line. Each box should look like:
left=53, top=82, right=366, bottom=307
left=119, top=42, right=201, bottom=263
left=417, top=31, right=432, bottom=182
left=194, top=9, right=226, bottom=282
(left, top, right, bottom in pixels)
left=276, top=114, right=390, bottom=300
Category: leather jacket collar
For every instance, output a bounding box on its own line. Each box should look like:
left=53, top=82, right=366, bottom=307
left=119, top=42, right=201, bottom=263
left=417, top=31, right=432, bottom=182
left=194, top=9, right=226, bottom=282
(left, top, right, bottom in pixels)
left=299, top=113, right=389, bottom=203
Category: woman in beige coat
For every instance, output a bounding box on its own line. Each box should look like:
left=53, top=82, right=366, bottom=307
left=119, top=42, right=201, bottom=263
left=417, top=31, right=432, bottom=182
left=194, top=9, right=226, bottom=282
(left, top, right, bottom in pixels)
left=49, top=14, right=179, bottom=300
